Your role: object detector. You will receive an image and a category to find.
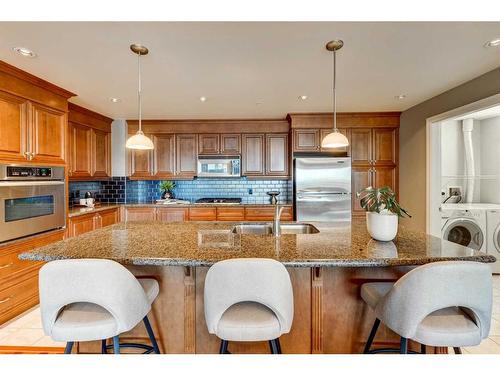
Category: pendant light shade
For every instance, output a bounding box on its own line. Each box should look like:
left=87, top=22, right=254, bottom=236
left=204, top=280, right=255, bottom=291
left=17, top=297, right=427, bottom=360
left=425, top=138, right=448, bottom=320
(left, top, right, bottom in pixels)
left=126, top=44, right=154, bottom=150
left=321, top=39, right=349, bottom=149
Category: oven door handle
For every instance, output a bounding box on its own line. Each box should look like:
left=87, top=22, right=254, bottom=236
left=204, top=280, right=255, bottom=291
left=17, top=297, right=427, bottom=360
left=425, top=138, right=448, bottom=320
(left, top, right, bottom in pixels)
left=0, top=181, right=65, bottom=187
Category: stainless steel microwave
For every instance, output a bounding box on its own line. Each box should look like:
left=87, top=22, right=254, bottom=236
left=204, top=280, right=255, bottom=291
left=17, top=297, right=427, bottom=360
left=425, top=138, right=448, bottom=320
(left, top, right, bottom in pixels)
left=197, top=156, right=240, bottom=178
left=0, top=164, right=66, bottom=243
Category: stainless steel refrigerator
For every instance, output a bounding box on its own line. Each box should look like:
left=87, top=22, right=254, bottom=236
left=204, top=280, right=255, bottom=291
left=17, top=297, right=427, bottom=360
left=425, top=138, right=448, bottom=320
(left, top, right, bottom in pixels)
left=294, top=157, right=351, bottom=222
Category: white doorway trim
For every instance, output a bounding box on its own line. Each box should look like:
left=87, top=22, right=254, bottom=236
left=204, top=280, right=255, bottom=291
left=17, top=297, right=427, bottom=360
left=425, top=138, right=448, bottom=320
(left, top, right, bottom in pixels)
left=426, top=92, right=500, bottom=235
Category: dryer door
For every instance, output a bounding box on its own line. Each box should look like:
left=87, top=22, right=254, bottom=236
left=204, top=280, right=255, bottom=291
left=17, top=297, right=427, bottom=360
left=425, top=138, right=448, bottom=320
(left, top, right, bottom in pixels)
left=443, top=218, right=484, bottom=250
left=494, top=224, right=500, bottom=252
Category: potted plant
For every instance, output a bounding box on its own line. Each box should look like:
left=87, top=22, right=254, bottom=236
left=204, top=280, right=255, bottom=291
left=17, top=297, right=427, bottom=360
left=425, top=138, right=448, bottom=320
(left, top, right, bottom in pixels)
left=159, top=180, right=176, bottom=200
left=356, top=186, right=411, bottom=241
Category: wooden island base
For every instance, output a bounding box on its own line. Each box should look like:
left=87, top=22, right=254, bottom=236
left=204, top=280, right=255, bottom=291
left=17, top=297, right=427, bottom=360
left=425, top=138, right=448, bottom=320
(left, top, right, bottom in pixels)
left=76, top=265, right=446, bottom=354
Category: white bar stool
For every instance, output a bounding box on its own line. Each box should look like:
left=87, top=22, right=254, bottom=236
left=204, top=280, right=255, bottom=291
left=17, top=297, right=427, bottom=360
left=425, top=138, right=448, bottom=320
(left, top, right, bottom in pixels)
left=360, top=261, right=492, bottom=354
left=204, top=258, right=294, bottom=354
left=39, top=259, right=161, bottom=354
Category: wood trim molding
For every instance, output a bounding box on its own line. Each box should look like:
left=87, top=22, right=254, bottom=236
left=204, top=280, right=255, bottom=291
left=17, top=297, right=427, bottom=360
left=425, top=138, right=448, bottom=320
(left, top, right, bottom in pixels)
left=184, top=266, right=196, bottom=353
left=0, top=60, right=75, bottom=99
left=311, top=267, right=324, bottom=354
left=0, top=345, right=65, bottom=354
left=68, top=103, right=113, bottom=132
left=287, top=112, right=401, bottom=129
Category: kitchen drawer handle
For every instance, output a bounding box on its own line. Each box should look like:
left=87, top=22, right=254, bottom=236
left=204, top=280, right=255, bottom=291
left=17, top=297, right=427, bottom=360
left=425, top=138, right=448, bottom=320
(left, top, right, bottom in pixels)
left=0, top=263, right=13, bottom=269
left=0, top=296, right=12, bottom=304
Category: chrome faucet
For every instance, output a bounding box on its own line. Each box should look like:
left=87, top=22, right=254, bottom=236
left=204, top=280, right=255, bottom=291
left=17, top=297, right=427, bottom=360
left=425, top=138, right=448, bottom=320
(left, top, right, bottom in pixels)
left=273, top=205, right=285, bottom=237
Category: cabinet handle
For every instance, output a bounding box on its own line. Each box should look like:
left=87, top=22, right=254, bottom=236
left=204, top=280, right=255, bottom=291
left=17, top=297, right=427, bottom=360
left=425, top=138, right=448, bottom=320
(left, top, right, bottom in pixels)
left=24, top=151, right=30, bottom=160
left=0, top=296, right=12, bottom=304
left=0, top=263, right=13, bottom=269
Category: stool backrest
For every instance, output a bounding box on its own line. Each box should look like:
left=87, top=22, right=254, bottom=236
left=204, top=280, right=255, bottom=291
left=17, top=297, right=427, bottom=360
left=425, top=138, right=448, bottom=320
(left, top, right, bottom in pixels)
left=375, top=261, right=492, bottom=339
left=39, top=259, right=151, bottom=336
left=204, top=258, right=294, bottom=335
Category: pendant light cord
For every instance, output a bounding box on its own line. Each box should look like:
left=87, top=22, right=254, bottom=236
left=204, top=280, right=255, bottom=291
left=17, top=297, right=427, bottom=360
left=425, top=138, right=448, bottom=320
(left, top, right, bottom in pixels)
left=333, top=48, right=337, bottom=133
left=138, top=51, right=142, bottom=133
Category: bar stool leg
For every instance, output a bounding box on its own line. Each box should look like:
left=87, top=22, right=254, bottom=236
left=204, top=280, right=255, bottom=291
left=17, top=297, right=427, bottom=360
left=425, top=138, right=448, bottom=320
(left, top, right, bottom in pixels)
left=269, top=339, right=280, bottom=354
left=64, top=341, right=74, bottom=354
left=453, top=347, right=462, bottom=354
left=275, top=338, right=282, bottom=354
left=113, top=335, right=120, bottom=354
left=420, top=344, right=426, bottom=354
left=143, top=316, right=161, bottom=354
left=219, top=340, right=229, bottom=354
left=101, top=339, right=107, bottom=354
left=400, top=337, right=408, bottom=354
left=363, top=318, right=381, bottom=353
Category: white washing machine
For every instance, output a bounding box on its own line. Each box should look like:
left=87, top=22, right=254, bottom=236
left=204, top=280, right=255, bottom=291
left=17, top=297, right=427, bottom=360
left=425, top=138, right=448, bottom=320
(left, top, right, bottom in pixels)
left=441, top=206, right=487, bottom=252
left=486, top=209, right=500, bottom=274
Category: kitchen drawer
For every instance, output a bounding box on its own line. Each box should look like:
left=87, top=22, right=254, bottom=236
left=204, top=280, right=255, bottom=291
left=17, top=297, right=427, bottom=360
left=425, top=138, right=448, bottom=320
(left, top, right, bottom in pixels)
left=188, top=207, right=217, bottom=221
left=216, top=207, right=245, bottom=221
left=244, top=206, right=293, bottom=221
left=0, top=251, right=41, bottom=280
left=0, top=270, right=39, bottom=325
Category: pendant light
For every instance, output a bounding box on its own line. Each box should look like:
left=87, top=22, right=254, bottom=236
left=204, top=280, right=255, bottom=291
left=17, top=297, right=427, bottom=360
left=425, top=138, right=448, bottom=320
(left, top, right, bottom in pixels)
left=321, top=40, right=349, bottom=149
left=126, top=44, right=154, bottom=150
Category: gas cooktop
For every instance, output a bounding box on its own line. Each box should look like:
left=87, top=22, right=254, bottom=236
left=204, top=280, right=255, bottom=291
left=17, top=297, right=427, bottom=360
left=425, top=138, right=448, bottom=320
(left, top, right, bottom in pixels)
left=195, top=198, right=242, bottom=204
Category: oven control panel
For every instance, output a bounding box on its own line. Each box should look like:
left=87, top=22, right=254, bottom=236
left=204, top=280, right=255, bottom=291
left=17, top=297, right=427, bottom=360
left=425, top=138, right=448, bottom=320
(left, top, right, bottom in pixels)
left=7, top=166, right=52, bottom=178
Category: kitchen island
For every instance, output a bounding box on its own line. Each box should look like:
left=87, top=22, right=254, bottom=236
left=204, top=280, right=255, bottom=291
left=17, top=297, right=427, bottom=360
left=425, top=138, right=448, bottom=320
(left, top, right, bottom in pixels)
left=20, top=220, right=495, bottom=354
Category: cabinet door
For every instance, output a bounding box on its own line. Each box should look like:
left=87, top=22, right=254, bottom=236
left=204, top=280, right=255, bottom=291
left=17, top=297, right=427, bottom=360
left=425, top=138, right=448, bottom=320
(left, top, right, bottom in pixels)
left=220, top=134, right=241, bottom=155
left=352, top=166, right=373, bottom=215
left=320, top=128, right=351, bottom=155
left=293, top=129, right=320, bottom=152
left=69, top=122, right=92, bottom=178
left=266, top=133, right=289, bottom=176
left=0, top=91, right=28, bottom=162
left=125, top=207, right=156, bottom=222
left=153, top=134, right=176, bottom=178
left=242, top=134, right=265, bottom=176
left=92, top=129, right=110, bottom=177
left=29, top=103, right=66, bottom=164
left=373, top=166, right=397, bottom=194
left=176, top=134, right=197, bottom=178
left=244, top=206, right=293, bottom=221
left=188, top=207, right=217, bottom=221
left=198, top=134, right=220, bottom=155
left=350, top=128, right=372, bottom=165
left=156, top=207, right=188, bottom=222
left=373, top=128, right=397, bottom=166
left=129, top=133, right=153, bottom=178
left=216, top=207, right=245, bottom=221
left=68, top=214, right=96, bottom=237
left=98, top=209, right=119, bottom=227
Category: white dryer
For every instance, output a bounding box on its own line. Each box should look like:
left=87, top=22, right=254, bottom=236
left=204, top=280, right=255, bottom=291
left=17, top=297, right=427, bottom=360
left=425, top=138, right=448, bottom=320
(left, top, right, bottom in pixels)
left=441, top=208, right=487, bottom=252
left=486, top=209, right=500, bottom=273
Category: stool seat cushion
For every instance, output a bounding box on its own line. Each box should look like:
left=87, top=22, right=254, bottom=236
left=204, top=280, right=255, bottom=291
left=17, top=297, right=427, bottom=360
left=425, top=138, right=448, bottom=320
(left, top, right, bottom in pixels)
left=361, top=282, right=394, bottom=309
left=215, top=302, right=281, bottom=342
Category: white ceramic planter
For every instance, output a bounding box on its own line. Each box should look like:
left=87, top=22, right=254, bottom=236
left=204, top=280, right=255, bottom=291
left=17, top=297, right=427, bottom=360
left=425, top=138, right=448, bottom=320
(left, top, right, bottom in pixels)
left=366, top=211, right=398, bottom=241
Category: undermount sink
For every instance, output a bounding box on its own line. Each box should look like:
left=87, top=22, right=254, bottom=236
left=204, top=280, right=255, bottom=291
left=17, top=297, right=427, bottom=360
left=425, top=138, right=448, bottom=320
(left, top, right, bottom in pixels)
left=231, top=223, right=319, bottom=235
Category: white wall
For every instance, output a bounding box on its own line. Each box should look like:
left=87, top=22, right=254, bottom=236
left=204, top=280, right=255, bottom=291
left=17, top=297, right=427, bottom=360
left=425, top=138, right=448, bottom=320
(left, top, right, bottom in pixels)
left=111, top=119, right=127, bottom=177
left=479, top=115, right=500, bottom=203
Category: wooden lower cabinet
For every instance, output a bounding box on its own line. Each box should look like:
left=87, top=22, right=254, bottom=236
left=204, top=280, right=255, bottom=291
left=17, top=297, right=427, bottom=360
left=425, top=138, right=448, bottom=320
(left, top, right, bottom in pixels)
left=0, top=229, right=64, bottom=325
left=216, top=207, right=245, bottom=221
left=68, top=208, right=120, bottom=237
left=188, top=208, right=217, bottom=221
left=244, top=206, right=293, bottom=221
left=156, top=207, right=189, bottom=222
left=124, top=207, right=157, bottom=222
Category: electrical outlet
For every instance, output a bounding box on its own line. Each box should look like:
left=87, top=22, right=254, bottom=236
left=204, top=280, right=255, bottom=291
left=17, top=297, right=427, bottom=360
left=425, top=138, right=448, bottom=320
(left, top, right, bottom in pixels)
left=448, top=186, right=462, bottom=197
left=248, top=188, right=253, bottom=195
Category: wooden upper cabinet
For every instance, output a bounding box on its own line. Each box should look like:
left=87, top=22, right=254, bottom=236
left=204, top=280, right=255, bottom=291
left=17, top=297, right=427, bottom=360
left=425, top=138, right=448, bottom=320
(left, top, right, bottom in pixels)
left=373, top=128, right=397, bottom=166
left=153, top=134, right=175, bottom=178
left=29, top=103, right=66, bottom=164
left=373, top=166, right=397, bottom=192
left=242, top=134, right=265, bottom=176
left=92, top=129, right=110, bottom=177
left=69, top=122, right=92, bottom=178
left=129, top=135, right=153, bottom=178
left=0, top=91, right=28, bottom=162
left=176, top=134, right=197, bottom=178
left=266, top=133, right=289, bottom=176
left=293, top=129, right=320, bottom=152
left=220, top=134, right=241, bottom=155
left=198, top=134, right=220, bottom=154
left=350, top=128, right=372, bottom=165
left=320, top=128, right=351, bottom=155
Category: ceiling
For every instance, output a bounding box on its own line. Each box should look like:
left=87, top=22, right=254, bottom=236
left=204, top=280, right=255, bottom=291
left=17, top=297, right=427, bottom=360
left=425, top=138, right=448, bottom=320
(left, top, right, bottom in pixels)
left=0, top=22, right=499, bottom=120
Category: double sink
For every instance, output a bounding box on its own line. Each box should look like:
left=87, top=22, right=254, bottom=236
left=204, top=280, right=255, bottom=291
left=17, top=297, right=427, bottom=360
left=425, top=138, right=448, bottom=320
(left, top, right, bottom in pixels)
left=231, top=223, right=319, bottom=235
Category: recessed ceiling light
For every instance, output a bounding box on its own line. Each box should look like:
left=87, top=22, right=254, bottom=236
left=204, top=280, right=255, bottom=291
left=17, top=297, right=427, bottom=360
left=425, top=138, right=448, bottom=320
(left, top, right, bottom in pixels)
left=12, top=47, right=37, bottom=58
left=485, top=38, right=500, bottom=48
left=110, top=97, right=121, bottom=103
left=394, top=94, right=406, bottom=100
left=299, top=95, right=308, bottom=100
left=199, top=96, right=207, bottom=102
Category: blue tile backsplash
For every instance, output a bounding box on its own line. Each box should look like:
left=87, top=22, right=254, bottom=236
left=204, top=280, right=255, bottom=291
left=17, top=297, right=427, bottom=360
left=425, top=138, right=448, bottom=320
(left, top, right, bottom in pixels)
left=69, top=178, right=292, bottom=205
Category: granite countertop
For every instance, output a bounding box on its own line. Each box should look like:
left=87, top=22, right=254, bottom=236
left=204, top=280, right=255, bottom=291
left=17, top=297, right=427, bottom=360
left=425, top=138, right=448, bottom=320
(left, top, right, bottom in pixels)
left=19, top=220, right=496, bottom=267
left=68, top=202, right=293, bottom=217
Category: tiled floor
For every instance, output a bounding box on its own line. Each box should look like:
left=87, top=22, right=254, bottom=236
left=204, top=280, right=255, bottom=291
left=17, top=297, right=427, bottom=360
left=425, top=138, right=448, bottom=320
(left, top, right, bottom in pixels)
left=1, top=276, right=500, bottom=353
